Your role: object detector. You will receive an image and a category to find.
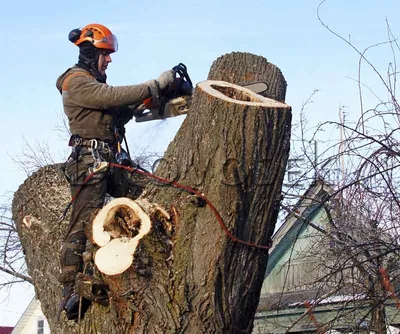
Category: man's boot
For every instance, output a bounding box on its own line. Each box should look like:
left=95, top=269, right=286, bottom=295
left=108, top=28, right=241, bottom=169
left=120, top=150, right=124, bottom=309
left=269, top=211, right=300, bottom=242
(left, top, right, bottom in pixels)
left=58, top=231, right=90, bottom=321
left=61, top=282, right=91, bottom=321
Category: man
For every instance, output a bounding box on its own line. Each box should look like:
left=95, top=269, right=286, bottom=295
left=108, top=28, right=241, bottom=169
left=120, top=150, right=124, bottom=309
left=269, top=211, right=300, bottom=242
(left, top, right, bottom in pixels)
left=56, top=23, right=175, bottom=321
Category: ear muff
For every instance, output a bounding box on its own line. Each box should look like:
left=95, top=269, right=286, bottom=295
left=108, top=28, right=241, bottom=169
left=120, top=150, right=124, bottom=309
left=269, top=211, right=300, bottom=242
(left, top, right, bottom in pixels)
left=68, top=29, right=82, bottom=44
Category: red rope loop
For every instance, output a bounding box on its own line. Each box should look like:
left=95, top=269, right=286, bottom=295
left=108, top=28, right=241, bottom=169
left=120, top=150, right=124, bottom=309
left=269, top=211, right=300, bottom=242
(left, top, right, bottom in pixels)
left=61, top=162, right=272, bottom=250
left=110, top=163, right=272, bottom=250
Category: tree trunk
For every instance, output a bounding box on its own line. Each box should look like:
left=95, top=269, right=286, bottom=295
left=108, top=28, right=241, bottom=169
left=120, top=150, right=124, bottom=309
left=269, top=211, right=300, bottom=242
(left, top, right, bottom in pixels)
left=12, top=52, right=291, bottom=333
left=207, top=52, right=287, bottom=102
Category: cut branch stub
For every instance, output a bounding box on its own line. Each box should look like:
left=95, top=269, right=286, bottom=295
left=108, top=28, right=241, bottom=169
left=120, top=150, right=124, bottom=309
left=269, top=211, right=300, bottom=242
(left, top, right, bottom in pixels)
left=92, top=197, right=151, bottom=275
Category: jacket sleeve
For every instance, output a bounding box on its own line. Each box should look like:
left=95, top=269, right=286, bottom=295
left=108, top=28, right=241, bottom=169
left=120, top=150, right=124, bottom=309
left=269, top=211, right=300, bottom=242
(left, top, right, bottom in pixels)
left=66, top=75, right=154, bottom=109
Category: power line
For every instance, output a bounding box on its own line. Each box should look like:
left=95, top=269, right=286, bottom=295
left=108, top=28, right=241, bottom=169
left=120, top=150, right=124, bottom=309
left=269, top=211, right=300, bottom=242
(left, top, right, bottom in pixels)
left=0, top=308, right=24, bottom=315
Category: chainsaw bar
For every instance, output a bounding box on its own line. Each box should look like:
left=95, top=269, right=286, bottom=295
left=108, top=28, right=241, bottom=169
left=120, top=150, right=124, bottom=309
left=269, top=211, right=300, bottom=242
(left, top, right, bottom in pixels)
left=239, top=81, right=269, bottom=96
left=135, top=96, right=192, bottom=123
left=134, top=78, right=269, bottom=123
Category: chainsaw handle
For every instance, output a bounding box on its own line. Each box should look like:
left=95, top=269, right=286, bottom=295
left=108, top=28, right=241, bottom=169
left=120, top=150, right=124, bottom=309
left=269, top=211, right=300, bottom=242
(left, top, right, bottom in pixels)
left=173, top=63, right=187, bottom=75
left=135, top=63, right=193, bottom=121
left=173, top=63, right=193, bottom=87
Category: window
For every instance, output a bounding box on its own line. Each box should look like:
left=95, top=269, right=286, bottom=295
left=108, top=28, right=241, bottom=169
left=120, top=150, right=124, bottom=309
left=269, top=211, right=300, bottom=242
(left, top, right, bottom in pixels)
left=37, top=319, right=44, bottom=334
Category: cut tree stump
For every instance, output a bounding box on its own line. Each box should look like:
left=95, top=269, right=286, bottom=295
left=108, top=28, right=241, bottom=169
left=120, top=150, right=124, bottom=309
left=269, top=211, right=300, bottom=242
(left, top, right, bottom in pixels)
left=141, top=79, right=292, bottom=332
left=207, top=51, right=287, bottom=101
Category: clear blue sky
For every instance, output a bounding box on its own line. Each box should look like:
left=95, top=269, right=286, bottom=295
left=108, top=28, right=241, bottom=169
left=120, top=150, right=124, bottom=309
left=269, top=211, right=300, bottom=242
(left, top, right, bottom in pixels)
left=0, top=0, right=399, bottom=327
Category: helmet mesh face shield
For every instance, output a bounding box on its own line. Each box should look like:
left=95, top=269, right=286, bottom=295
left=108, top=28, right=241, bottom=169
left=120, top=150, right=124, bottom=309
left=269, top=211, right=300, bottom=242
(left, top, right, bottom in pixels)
left=92, top=34, right=118, bottom=52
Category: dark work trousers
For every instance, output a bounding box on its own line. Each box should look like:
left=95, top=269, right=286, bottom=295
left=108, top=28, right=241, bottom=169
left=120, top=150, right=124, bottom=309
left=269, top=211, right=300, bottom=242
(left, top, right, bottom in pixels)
left=59, top=145, right=144, bottom=290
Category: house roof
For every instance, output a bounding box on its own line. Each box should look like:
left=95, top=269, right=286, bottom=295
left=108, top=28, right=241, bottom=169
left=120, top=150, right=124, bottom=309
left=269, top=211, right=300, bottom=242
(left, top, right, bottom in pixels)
left=258, top=289, right=320, bottom=311
left=256, top=290, right=400, bottom=332
left=11, top=297, right=40, bottom=333
left=258, top=287, right=367, bottom=311
left=0, top=327, right=14, bottom=334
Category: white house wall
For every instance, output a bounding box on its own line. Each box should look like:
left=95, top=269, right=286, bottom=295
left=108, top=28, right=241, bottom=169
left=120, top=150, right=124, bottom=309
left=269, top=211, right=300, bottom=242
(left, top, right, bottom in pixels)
left=12, top=298, right=50, bottom=334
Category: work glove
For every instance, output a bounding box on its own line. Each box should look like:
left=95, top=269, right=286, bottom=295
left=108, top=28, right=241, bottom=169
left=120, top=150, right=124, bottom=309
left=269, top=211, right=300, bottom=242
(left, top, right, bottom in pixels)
left=157, top=69, right=175, bottom=91
left=145, top=69, right=175, bottom=109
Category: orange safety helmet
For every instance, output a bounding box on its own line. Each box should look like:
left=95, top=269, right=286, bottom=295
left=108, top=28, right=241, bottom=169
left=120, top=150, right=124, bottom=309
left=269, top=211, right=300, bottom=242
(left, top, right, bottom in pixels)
left=69, top=23, right=118, bottom=53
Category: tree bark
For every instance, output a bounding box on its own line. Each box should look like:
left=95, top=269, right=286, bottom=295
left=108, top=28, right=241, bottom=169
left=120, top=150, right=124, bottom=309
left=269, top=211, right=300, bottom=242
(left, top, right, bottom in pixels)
left=12, top=52, right=291, bottom=333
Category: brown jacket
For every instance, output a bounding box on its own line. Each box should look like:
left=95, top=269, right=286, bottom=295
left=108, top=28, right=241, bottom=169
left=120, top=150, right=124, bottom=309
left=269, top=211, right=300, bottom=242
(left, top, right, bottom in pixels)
left=56, top=65, right=154, bottom=142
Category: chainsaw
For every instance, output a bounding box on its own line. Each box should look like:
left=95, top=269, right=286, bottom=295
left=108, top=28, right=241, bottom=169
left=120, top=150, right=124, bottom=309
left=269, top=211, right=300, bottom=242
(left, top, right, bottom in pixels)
left=133, top=63, right=269, bottom=123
